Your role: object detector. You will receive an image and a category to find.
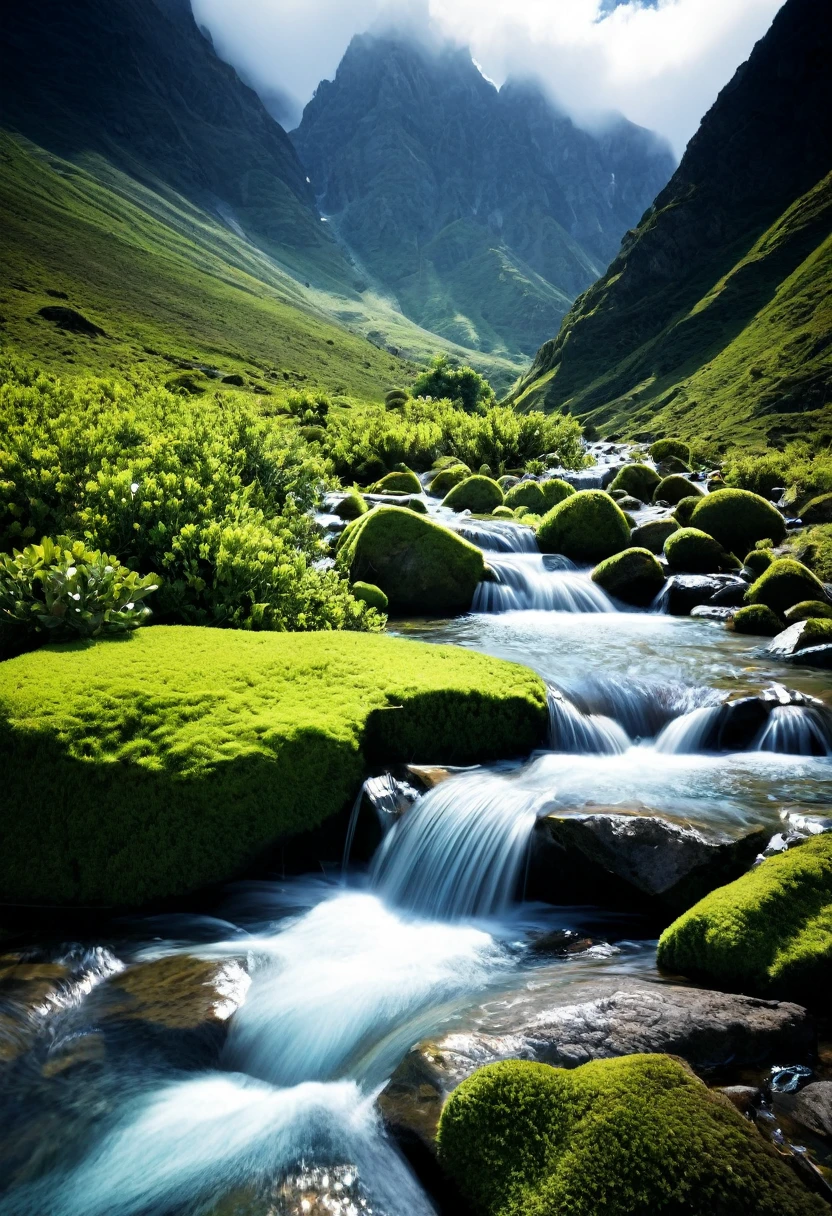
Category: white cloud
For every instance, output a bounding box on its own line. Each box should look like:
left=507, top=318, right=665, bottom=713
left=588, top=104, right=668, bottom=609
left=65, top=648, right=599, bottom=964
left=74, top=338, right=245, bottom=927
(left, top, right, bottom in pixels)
left=191, top=0, right=784, bottom=155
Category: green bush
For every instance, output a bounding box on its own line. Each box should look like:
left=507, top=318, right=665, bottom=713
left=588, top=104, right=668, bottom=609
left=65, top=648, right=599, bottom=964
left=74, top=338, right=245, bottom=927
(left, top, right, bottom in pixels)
left=591, top=548, right=665, bottom=607
left=0, top=627, right=548, bottom=905
left=350, top=581, right=388, bottom=613
left=333, top=489, right=368, bottom=521
left=690, top=488, right=787, bottom=555
left=723, top=441, right=832, bottom=506
left=412, top=354, right=495, bottom=414
left=658, top=834, right=832, bottom=1004
left=370, top=469, right=422, bottom=495
left=503, top=482, right=546, bottom=513
left=540, top=479, right=575, bottom=510
left=654, top=474, right=702, bottom=505
left=743, top=548, right=774, bottom=576
left=630, top=518, right=678, bottom=554
left=429, top=465, right=470, bottom=496
left=608, top=463, right=661, bottom=501
left=537, top=491, right=630, bottom=562
left=800, top=493, right=832, bottom=525
left=673, top=495, right=703, bottom=527
left=732, top=604, right=783, bottom=636
left=744, top=558, right=827, bottom=615
left=443, top=476, right=504, bottom=514
left=384, top=388, right=409, bottom=408
left=784, top=600, right=832, bottom=623
left=649, top=438, right=691, bottom=465
left=0, top=536, right=158, bottom=656
left=437, top=1055, right=824, bottom=1216
left=664, top=527, right=730, bottom=574
left=788, top=524, right=832, bottom=582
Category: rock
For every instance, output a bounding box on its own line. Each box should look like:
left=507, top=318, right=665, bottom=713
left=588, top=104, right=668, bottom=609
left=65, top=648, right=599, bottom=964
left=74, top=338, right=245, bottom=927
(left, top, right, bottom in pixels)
left=496, top=474, right=519, bottom=491
left=744, top=547, right=775, bottom=576
left=693, top=685, right=832, bottom=752
left=503, top=480, right=545, bottom=512
left=710, top=580, right=751, bottom=607
left=800, top=494, right=832, bottom=525
left=537, top=490, right=631, bottom=562
left=733, top=604, right=783, bottom=635
left=527, top=929, right=603, bottom=957
left=350, top=580, right=388, bottom=612
left=616, top=494, right=644, bottom=511
left=650, top=438, right=691, bottom=464
left=631, top=517, right=679, bottom=553
left=745, top=559, right=828, bottom=615
left=691, top=604, right=736, bottom=621
left=654, top=474, right=703, bottom=505
left=657, top=455, right=692, bottom=475
left=664, top=573, right=743, bottom=614
left=785, top=600, right=832, bottom=624
left=333, top=489, right=368, bottom=520
left=719, top=1084, right=763, bottom=1115
left=774, top=1081, right=832, bottom=1140
left=37, top=305, right=105, bottom=335
left=607, top=463, right=661, bottom=501
left=691, top=489, right=787, bottom=554
left=590, top=547, right=665, bottom=607
left=405, top=764, right=459, bottom=789
left=665, top=527, right=730, bottom=573
left=429, top=465, right=469, bottom=496
left=768, top=619, right=832, bottom=661
left=370, top=469, right=422, bottom=494
left=539, top=478, right=575, bottom=509
left=529, top=809, right=767, bottom=910
left=443, top=474, right=504, bottom=513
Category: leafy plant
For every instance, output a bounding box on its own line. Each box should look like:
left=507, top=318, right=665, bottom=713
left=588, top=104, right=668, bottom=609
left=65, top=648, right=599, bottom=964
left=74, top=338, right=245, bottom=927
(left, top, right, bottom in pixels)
left=412, top=354, right=495, bottom=413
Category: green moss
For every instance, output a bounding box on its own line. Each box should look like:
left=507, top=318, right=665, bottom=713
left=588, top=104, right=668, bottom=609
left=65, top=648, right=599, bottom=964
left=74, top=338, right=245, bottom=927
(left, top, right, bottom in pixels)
left=654, top=475, right=703, bottom=506
left=428, top=466, right=469, bottom=496
left=405, top=497, right=428, bottom=514
left=492, top=506, right=515, bottom=520
left=650, top=438, right=691, bottom=464
left=630, top=518, right=679, bottom=554
left=674, top=496, right=703, bottom=527
left=338, top=506, right=485, bottom=614
left=732, top=604, right=783, bottom=635
left=744, top=557, right=827, bottom=614
left=437, top=1055, right=824, bottom=1216
left=690, top=489, right=787, bottom=555
left=0, top=626, right=547, bottom=906
left=607, top=464, right=661, bottom=501
left=350, top=581, right=388, bottom=612
left=513, top=506, right=530, bottom=519
left=539, top=479, right=575, bottom=510
left=370, top=470, right=422, bottom=495
left=664, top=528, right=729, bottom=573
left=658, top=834, right=832, bottom=1004
left=497, top=475, right=518, bottom=490
left=537, top=490, right=631, bottom=562
left=334, top=489, right=369, bottom=521
left=795, top=618, right=832, bottom=649
left=800, top=493, right=832, bottom=525
left=788, top=524, right=832, bottom=582
left=743, top=548, right=774, bottom=576
left=591, top=548, right=665, bottom=607
left=503, top=482, right=546, bottom=513
left=443, top=476, right=504, bottom=514
left=784, top=600, right=832, bottom=623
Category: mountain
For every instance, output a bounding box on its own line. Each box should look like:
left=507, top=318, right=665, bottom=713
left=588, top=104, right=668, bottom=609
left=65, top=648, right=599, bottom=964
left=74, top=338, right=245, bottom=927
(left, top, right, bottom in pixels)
left=292, top=35, right=675, bottom=359
left=511, top=0, right=832, bottom=448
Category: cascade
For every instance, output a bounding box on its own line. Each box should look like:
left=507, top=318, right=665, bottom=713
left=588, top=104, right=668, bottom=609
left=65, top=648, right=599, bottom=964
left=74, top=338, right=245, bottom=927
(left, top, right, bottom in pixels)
left=454, top=519, right=538, bottom=553
left=474, top=553, right=615, bottom=613
left=547, top=689, right=630, bottom=754
left=556, top=675, right=717, bottom=740
left=755, top=705, right=832, bottom=756
left=653, top=706, right=725, bottom=754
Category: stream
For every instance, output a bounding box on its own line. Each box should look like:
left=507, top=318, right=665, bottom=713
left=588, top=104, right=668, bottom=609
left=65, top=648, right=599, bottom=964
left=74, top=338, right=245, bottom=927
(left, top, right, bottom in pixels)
left=2, top=454, right=831, bottom=1215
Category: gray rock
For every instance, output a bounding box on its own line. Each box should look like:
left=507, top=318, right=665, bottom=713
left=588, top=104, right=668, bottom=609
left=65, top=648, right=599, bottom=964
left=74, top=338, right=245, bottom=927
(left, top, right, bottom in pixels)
left=696, top=684, right=832, bottom=754
left=773, top=1081, right=832, bottom=1140
left=664, top=574, right=743, bottom=614
left=691, top=604, right=735, bottom=622
left=718, top=1085, right=763, bottom=1115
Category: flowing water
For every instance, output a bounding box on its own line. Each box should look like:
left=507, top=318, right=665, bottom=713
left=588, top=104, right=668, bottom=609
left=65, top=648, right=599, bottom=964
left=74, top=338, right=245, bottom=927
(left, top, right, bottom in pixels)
left=3, top=486, right=832, bottom=1215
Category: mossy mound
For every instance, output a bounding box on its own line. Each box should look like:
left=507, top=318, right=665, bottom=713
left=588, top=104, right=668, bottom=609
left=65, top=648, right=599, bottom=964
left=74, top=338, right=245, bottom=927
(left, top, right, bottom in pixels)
left=429, top=465, right=470, bottom=496
left=591, top=548, right=665, bottom=607
left=503, top=481, right=546, bottom=513
left=674, top=495, right=703, bottom=527
left=654, top=474, right=703, bottom=506
left=801, top=493, right=832, bottom=525
left=492, top=506, right=515, bottom=520
left=657, top=455, right=692, bottom=475
left=334, top=489, right=368, bottom=521
left=497, top=475, right=519, bottom=491
left=0, top=627, right=547, bottom=907
left=339, top=506, right=484, bottom=614
left=608, top=463, right=661, bottom=501
left=664, top=527, right=729, bottom=574
left=650, top=438, right=691, bottom=464
left=743, top=548, right=774, bottom=576
left=785, top=600, right=832, bottom=624
left=443, top=476, right=504, bottom=514
left=370, top=469, right=422, bottom=495
left=537, top=490, right=631, bottom=562
left=404, top=496, right=428, bottom=514
left=744, top=558, right=827, bottom=615
left=732, top=604, right=782, bottom=636
left=631, top=518, right=679, bottom=554
left=437, top=1055, right=824, bottom=1216
left=540, top=479, right=575, bottom=510
left=658, top=834, right=832, bottom=1005
left=351, top=581, right=388, bottom=612
left=691, top=488, right=787, bottom=555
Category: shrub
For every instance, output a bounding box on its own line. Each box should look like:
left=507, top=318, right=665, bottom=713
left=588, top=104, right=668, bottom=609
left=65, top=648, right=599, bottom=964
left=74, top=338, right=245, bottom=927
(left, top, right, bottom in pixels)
left=437, top=1055, right=824, bottom=1216
left=744, top=558, right=827, bottom=615
left=658, top=833, right=832, bottom=1004
left=503, top=482, right=546, bottom=513
left=732, top=604, right=783, bottom=636
left=540, top=479, right=575, bottom=509
left=664, top=527, right=730, bottom=574
left=654, top=474, right=702, bottom=505
left=384, top=388, right=409, bottom=408
left=631, top=518, right=678, bottom=554
left=0, top=628, right=548, bottom=905
left=443, top=476, right=504, bottom=514
left=0, top=536, right=158, bottom=656
left=591, top=548, right=665, bottom=607
left=537, top=491, right=630, bottom=562
left=690, top=488, right=787, bottom=555
left=723, top=441, right=832, bottom=506
left=429, top=465, right=471, bottom=496
left=608, top=463, right=661, bottom=501
left=412, top=354, right=495, bottom=413
left=370, top=469, right=422, bottom=494
left=674, top=495, right=702, bottom=527
left=788, top=524, right=832, bottom=582
left=350, top=581, right=388, bottom=613
left=650, top=438, right=691, bottom=464
left=333, top=489, right=368, bottom=521
left=784, top=600, right=832, bottom=624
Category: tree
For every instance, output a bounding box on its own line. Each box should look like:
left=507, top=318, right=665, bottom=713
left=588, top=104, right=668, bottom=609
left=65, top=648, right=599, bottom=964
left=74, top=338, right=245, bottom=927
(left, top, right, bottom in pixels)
left=412, top=354, right=495, bottom=414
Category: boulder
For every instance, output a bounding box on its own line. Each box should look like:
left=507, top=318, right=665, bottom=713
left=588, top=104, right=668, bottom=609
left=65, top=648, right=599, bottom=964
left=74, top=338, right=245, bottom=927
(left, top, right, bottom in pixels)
left=733, top=604, right=783, bottom=636
left=744, top=548, right=775, bottom=576
left=442, top=475, right=504, bottom=513
left=774, top=1081, right=832, bottom=1140
left=654, top=474, right=703, bottom=505
left=339, top=505, right=484, bottom=613
left=333, top=489, right=368, bottom=521
left=497, top=474, right=519, bottom=491
left=768, top=618, right=832, bottom=661
left=491, top=505, right=514, bottom=519
left=607, top=463, right=661, bottom=501
left=785, top=601, right=832, bottom=624
left=503, top=480, right=546, bottom=512
left=657, top=455, right=693, bottom=475
left=664, top=573, right=745, bottom=615
left=631, top=518, right=679, bottom=553
left=350, top=581, right=388, bottom=612
left=540, top=478, right=576, bottom=509
left=691, top=489, right=787, bottom=555
left=745, top=558, right=828, bottom=615
left=800, top=494, right=832, bottom=525
left=665, top=527, right=730, bottom=573
left=650, top=438, right=691, bottom=464
left=370, top=469, right=422, bottom=494
left=537, top=490, right=631, bottom=562
left=590, top=548, right=665, bottom=607
left=691, top=685, right=832, bottom=753
left=616, top=494, right=644, bottom=511
left=674, top=494, right=705, bottom=526
left=691, top=605, right=736, bottom=622
left=429, top=464, right=470, bottom=496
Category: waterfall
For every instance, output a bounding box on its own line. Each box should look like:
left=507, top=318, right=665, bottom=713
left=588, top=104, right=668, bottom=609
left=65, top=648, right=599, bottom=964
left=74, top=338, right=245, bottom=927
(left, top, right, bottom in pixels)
left=556, top=676, right=717, bottom=741
left=755, top=706, right=832, bottom=756
left=370, top=770, right=541, bottom=919
left=547, top=689, right=630, bottom=754
left=455, top=519, right=538, bottom=553
left=654, top=706, right=724, bottom=754
left=473, top=553, right=615, bottom=613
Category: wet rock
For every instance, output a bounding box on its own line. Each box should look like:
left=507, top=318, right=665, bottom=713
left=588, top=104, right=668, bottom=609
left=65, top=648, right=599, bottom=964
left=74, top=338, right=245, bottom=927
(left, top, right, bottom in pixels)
left=528, top=809, right=766, bottom=910
left=718, top=1084, right=763, bottom=1115
left=773, top=1081, right=832, bottom=1140
left=527, top=929, right=603, bottom=957
left=664, top=574, right=744, bottom=615
left=691, top=604, right=736, bottom=622
left=0, top=958, right=70, bottom=1062
left=709, top=581, right=749, bottom=607
left=699, top=685, right=832, bottom=754
left=406, top=764, right=461, bottom=789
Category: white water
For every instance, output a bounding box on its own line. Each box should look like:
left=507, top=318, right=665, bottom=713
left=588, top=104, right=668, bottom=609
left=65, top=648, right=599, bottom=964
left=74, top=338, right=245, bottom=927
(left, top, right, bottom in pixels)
left=756, top=705, right=832, bottom=756
left=452, top=518, right=538, bottom=553
left=474, top=553, right=615, bottom=613
left=654, top=705, right=724, bottom=754
left=547, top=688, right=630, bottom=754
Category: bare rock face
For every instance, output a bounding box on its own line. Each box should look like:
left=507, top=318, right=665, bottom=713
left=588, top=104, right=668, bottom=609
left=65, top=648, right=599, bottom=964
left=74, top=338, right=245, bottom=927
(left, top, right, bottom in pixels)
left=380, top=979, right=813, bottom=1149
left=774, top=1081, right=832, bottom=1140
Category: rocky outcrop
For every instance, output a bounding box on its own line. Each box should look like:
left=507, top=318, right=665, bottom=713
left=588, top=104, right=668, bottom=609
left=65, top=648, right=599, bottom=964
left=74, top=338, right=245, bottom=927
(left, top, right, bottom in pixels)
left=774, top=1082, right=832, bottom=1140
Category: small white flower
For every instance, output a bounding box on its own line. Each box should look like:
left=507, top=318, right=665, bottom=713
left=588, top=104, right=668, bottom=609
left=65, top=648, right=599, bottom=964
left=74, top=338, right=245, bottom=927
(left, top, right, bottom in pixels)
left=130, top=482, right=139, bottom=494
left=66, top=566, right=77, bottom=577
left=126, top=602, right=135, bottom=610
left=104, top=565, right=113, bottom=573
left=71, top=592, right=81, bottom=601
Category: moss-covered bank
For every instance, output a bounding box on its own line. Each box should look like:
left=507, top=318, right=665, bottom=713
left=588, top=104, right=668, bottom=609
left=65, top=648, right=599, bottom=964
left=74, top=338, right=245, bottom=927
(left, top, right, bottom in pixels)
left=0, top=627, right=547, bottom=907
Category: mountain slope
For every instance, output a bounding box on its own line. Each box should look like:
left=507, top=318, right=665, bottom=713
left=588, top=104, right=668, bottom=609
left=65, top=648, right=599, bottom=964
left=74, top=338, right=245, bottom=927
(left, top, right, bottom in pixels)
left=511, top=0, right=832, bottom=446
left=292, top=36, right=675, bottom=360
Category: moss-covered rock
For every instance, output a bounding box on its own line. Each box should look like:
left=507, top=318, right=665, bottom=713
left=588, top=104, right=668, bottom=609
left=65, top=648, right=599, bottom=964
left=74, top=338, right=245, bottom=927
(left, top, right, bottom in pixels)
left=540, top=479, right=576, bottom=510
left=339, top=506, right=484, bottom=614
left=691, top=488, right=787, bottom=555
left=351, top=581, right=388, bottom=612
left=0, top=627, right=547, bottom=907
left=785, top=600, right=832, bottom=624
left=497, top=475, right=519, bottom=491
left=654, top=474, right=703, bottom=506
left=744, top=558, right=828, bottom=615
left=650, top=438, right=691, bottom=465
left=674, top=495, right=703, bottom=527
left=658, top=834, right=832, bottom=1005
left=513, top=506, right=530, bottom=519
left=537, top=490, right=631, bottom=562
left=732, top=604, right=783, bottom=636
left=631, top=518, right=679, bottom=554
left=492, top=506, right=515, bottom=520
left=800, top=493, right=832, bottom=525
left=591, top=548, right=665, bottom=607
left=443, top=476, right=504, bottom=514
left=608, top=463, right=661, bottom=501
left=370, top=469, right=422, bottom=495
left=664, top=527, right=730, bottom=574
left=617, top=494, right=644, bottom=511
left=333, top=489, right=368, bottom=521
left=743, top=548, right=774, bottom=576
left=437, top=1055, right=824, bottom=1216
left=403, top=496, right=428, bottom=514
left=503, top=481, right=546, bottom=513
left=429, top=465, right=470, bottom=496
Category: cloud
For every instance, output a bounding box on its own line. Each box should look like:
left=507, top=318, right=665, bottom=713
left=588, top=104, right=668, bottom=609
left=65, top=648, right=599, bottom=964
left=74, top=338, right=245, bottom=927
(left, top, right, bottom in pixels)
left=191, top=0, right=784, bottom=154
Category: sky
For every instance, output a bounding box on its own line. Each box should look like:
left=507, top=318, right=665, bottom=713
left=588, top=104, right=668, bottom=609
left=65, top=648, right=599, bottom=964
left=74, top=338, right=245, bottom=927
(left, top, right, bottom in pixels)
left=191, top=0, right=784, bottom=157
